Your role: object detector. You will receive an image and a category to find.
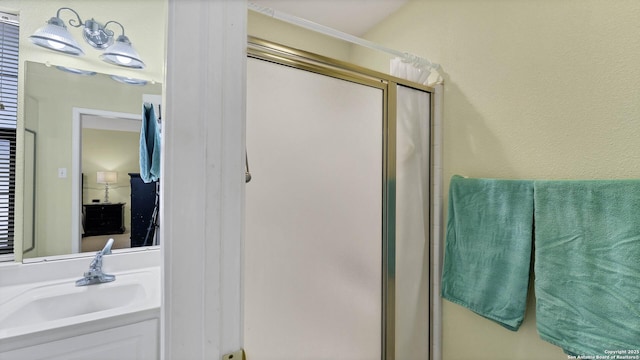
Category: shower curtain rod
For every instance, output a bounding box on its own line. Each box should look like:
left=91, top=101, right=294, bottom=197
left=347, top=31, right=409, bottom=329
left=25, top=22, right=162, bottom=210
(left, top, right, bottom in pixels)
left=248, top=2, right=440, bottom=71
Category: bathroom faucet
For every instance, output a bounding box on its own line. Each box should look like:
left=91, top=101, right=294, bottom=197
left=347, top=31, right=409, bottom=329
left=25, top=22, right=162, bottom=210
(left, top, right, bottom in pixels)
left=75, top=238, right=116, bottom=286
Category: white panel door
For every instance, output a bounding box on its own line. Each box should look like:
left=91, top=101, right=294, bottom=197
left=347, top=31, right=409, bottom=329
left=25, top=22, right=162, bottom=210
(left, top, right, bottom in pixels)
left=245, top=58, right=383, bottom=360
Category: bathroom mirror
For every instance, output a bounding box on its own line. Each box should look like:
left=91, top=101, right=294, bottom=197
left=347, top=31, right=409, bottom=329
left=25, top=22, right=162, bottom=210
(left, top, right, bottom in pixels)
left=9, top=0, right=168, bottom=262
left=22, top=61, right=162, bottom=260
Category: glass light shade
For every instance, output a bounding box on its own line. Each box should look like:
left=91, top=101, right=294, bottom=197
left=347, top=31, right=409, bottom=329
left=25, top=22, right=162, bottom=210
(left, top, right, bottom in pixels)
left=29, top=17, right=84, bottom=56
left=110, top=75, right=147, bottom=86
left=97, top=171, right=117, bottom=184
left=100, top=35, right=145, bottom=69
left=56, top=66, right=97, bottom=76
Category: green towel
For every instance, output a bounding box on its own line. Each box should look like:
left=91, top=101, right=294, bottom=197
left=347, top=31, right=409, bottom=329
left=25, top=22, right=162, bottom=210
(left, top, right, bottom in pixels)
left=441, top=175, right=534, bottom=330
left=534, top=180, right=640, bottom=356
left=140, top=103, right=161, bottom=183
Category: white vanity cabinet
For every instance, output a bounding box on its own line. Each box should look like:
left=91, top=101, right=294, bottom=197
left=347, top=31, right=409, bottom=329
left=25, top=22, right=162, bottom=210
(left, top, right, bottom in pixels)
left=0, top=318, right=159, bottom=360
left=0, top=250, right=161, bottom=360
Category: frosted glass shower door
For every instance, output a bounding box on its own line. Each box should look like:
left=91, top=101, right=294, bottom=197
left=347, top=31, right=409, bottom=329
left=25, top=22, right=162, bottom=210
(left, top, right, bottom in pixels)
left=395, top=85, right=431, bottom=360
left=245, top=58, right=383, bottom=360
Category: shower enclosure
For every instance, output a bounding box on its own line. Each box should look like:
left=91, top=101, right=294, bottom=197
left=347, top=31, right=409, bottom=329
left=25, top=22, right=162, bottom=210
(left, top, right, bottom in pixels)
left=245, top=38, right=433, bottom=360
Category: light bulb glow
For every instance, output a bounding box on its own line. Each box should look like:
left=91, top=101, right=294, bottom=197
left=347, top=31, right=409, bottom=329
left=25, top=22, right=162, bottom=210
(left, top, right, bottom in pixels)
left=47, top=39, right=66, bottom=50
left=115, top=55, right=132, bottom=65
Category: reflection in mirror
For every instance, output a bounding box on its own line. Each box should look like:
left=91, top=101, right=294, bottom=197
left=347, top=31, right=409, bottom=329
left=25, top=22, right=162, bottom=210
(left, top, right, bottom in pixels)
left=23, top=61, right=162, bottom=260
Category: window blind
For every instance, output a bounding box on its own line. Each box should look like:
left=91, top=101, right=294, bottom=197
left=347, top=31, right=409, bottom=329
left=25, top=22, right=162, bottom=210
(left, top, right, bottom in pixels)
left=0, top=13, right=18, bottom=257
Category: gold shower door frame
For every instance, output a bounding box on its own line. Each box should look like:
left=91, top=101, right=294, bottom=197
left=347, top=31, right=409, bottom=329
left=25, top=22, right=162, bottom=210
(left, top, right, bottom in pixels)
left=247, top=36, right=435, bottom=360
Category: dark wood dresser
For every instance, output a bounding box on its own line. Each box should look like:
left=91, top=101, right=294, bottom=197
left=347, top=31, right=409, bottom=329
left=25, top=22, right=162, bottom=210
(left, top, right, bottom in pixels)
left=82, top=203, right=126, bottom=236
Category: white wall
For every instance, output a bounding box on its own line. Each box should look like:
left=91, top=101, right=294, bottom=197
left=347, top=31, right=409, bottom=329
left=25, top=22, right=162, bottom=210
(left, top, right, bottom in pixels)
left=162, top=0, right=245, bottom=358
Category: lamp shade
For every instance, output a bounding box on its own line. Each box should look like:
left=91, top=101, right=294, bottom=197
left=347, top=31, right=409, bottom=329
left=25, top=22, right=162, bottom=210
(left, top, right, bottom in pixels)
left=100, top=35, right=145, bottom=69
left=29, top=17, right=84, bottom=56
left=97, top=171, right=117, bottom=184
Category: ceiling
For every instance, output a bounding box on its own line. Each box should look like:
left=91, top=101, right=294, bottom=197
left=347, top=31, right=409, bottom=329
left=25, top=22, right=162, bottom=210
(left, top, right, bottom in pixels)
left=249, top=0, right=409, bottom=36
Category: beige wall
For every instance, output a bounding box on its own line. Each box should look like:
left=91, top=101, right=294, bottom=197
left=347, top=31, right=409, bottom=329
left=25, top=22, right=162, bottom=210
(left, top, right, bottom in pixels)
left=248, top=11, right=352, bottom=62
left=360, top=0, right=640, bottom=359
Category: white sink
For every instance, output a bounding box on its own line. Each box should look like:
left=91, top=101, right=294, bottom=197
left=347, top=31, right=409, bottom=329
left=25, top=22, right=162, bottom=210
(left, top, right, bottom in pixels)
left=0, top=267, right=160, bottom=339
left=0, top=282, right=146, bottom=328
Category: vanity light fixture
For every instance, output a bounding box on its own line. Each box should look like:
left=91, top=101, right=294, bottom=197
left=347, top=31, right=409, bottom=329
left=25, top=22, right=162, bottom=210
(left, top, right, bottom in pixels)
left=56, top=65, right=97, bottom=76
left=29, top=11, right=83, bottom=55
left=29, top=7, right=145, bottom=69
left=110, top=75, right=147, bottom=86
left=100, top=29, right=145, bottom=69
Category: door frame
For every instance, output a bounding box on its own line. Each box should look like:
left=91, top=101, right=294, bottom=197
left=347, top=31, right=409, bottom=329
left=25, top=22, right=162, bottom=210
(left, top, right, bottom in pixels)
left=248, top=36, right=435, bottom=359
left=71, top=107, right=141, bottom=254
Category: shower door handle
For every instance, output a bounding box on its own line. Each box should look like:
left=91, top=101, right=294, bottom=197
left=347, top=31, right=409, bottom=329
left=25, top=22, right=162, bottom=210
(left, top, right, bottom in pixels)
left=245, top=150, right=252, bottom=183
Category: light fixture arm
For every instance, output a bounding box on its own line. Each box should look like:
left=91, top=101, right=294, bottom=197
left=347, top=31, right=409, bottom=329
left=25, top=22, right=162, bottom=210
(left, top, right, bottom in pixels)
left=55, top=7, right=85, bottom=28
left=103, top=20, right=126, bottom=37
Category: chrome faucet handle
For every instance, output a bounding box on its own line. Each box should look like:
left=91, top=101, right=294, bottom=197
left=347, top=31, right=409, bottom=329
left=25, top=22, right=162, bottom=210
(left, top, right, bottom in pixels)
left=100, top=238, right=114, bottom=255
left=76, top=238, right=116, bottom=286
